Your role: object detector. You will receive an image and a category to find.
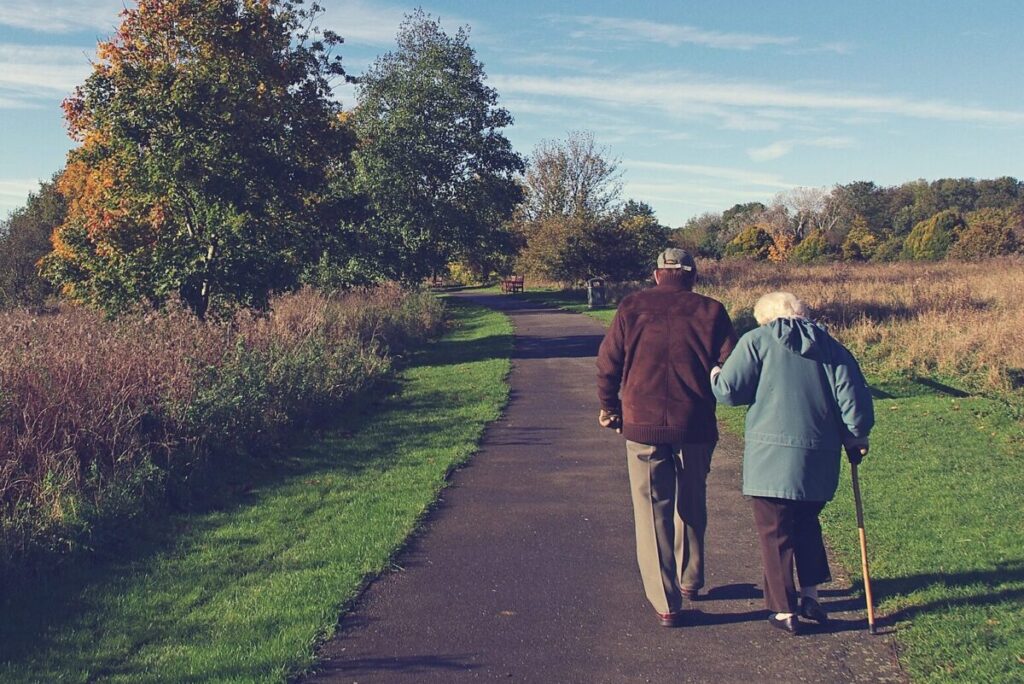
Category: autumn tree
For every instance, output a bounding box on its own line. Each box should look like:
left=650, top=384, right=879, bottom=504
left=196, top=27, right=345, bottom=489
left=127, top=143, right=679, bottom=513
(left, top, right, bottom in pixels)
left=43, top=0, right=350, bottom=318
left=948, top=208, right=1020, bottom=259
left=352, top=10, right=524, bottom=284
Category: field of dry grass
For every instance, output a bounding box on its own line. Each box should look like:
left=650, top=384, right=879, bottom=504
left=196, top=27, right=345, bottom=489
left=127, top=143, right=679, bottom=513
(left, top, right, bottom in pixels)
left=694, top=258, right=1024, bottom=396
left=0, top=285, right=445, bottom=562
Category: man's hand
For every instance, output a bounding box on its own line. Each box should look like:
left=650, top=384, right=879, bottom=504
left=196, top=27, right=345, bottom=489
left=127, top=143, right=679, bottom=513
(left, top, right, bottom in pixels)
left=844, top=437, right=869, bottom=465
left=599, top=409, right=622, bottom=433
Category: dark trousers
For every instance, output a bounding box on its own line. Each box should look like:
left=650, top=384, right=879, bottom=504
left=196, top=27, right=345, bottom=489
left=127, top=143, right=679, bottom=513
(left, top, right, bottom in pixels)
left=750, top=497, right=832, bottom=613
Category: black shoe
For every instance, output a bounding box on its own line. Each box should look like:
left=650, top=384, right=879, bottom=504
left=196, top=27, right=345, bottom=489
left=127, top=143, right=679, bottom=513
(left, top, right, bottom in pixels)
left=768, top=613, right=802, bottom=635
left=657, top=610, right=685, bottom=628
left=682, top=589, right=700, bottom=602
left=800, top=597, right=829, bottom=624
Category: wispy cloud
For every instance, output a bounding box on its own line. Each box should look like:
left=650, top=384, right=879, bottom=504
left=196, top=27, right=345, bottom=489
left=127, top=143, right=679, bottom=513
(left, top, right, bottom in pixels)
left=747, top=135, right=855, bottom=161
left=625, top=160, right=795, bottom=190
left=0, top=178, right=45, bottom=216
left=321, top=0, right=481, bottom=48
left=0, top=44, right=93, bottom=103
left=565, top=16, right=798, bottom=50
left=490, top=72, right=1024, bottom=127
left=0, top=0, right=121, bottom=33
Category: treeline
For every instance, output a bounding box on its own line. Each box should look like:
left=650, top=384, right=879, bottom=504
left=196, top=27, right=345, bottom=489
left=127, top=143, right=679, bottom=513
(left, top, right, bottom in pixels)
left=673, top=178, right=1023, bottom=264
left=4, top=0, right=1023, bottom=317
left=1, top=2, right=523, bottom=316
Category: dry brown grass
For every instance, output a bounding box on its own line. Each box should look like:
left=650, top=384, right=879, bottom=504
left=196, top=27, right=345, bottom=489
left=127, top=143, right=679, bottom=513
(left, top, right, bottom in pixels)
left=0, top=285, right=444, bottom=559
left=696, top=258, right=1024, bottom=393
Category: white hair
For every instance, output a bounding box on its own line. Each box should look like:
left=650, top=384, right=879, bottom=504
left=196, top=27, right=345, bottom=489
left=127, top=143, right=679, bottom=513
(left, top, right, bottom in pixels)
left=753, top=291, right=809, bottom=326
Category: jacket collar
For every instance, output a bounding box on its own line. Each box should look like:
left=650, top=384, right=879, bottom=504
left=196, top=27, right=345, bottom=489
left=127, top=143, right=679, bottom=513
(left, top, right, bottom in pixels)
left=652, top=281, right=693, bottom=293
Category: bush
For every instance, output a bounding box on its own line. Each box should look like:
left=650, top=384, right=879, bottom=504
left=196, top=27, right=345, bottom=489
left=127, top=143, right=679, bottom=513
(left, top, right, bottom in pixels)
left=902, top=209, right=965, bottom=260
left=948, top=208, right=1020, bottom=260
left=0, top=285, right=444, bottom=565
left=790, top=230, right=831, bottom=263
left=724, top=225, right=773, bottom=260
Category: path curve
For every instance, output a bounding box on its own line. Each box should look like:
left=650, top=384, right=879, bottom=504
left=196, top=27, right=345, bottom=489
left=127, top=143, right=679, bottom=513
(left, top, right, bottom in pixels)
left=307, top=293, right=904, bottom=683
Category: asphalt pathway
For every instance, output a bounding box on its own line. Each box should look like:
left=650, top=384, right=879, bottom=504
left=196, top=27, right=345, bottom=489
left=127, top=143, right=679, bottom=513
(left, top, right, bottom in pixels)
left=308, top=293, right=905, bottom=683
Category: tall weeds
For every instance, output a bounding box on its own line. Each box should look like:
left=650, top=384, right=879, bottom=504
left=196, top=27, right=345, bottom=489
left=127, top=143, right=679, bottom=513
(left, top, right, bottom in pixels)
left=0, top=285, right=444, bottom=563
left=697, top=258, right=1024, bottom=393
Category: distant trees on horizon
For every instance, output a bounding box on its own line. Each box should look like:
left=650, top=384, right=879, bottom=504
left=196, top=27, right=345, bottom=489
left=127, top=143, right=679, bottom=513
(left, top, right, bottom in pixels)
left=674, top=177, right=1023, bottom=264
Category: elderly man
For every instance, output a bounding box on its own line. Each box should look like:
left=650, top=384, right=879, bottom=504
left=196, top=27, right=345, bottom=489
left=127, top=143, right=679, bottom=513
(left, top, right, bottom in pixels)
left=596, top=248, right=737, bottom=627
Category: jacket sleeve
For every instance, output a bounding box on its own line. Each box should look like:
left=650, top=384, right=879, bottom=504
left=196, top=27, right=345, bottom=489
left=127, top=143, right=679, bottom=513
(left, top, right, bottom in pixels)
left=831, top=346, right=875, bottom=439
left=713, top=305, right=739, bottom=365
left=596, top=308, right=626, bottom=412
left=711, top=332, right=760, bottom=406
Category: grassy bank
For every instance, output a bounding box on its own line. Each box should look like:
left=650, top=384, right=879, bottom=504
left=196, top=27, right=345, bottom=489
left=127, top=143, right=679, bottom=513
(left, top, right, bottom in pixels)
left=0, top=286, right=444, bottom=567
left=0, top=299, right=512, bottom=682
left=517, top=274, right=1024, bottom=683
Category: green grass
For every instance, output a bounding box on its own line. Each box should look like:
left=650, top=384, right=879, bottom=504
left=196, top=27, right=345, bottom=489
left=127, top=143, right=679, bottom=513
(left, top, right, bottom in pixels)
left=529, top=284, right=1024, bottom=684
left=0, top=300, right=512, bottom=683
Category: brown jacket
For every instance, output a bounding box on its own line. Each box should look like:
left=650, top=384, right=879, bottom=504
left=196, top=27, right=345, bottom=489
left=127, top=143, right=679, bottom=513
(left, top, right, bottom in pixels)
left=596, top=282, right=737, bottom=444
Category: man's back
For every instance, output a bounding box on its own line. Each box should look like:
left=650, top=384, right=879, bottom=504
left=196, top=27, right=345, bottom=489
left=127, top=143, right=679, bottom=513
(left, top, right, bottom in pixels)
left=596, top=281, right=737, bottom=445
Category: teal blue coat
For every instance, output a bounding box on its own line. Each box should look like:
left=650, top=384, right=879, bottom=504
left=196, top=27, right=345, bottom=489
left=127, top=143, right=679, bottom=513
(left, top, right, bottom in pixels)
left=711, top=318, right=874, bottom=501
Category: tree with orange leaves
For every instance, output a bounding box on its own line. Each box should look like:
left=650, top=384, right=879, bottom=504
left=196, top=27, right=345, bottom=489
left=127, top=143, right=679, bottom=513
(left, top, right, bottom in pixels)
left=43, top=0, right=352, bottom=318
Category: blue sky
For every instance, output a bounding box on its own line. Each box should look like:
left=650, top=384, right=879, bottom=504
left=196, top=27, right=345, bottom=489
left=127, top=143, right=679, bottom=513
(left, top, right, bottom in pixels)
left=1, top=0, right=1022, bottom=226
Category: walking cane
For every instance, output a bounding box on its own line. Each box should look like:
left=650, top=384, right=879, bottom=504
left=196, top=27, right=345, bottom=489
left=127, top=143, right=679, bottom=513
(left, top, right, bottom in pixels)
left=849, top=455, right=877, bottom=634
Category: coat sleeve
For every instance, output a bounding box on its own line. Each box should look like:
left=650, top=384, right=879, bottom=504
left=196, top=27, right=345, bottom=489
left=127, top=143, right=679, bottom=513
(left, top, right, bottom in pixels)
left=713, top=305, right=739, bottom=366
left=711, top=331, right=760, bottom=406
left=596, top=307, right=626, bottom=412
left=831, top=346, right=875, bottom=439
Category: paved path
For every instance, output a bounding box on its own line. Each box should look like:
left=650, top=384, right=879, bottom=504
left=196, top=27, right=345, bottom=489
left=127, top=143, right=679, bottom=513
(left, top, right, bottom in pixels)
left=308, top=294, right=904, bottom=683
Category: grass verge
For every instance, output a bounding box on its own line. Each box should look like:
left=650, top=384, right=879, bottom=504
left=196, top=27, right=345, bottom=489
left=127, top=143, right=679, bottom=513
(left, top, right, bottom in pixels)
left=0, top=299, right=512, bottom=683
left=525, top=285, right=1024, bottom=683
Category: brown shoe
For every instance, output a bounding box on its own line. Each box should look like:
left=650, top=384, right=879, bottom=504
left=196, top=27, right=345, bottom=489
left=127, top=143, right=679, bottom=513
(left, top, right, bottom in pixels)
left=682, top=589, right=700, bottom=602
left=657, top=610, right=685, bottom=628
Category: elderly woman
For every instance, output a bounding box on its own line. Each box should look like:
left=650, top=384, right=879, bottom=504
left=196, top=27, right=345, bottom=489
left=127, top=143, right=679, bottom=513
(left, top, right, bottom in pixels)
left=711, top=292, right=874, bottom=635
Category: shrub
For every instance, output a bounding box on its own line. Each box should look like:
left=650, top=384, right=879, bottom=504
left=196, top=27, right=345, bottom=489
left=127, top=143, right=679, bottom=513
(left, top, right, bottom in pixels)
left=841, top=217, right=880, bottom=261
left=789, top=230, right=831, bottom=263
left=0, top=285, right=444, bottom=565
left=948, top=208, right=1020, bottom=260
left=724, top=225, right=773, bottom=260
left=902, top=209, right=965, bottom=260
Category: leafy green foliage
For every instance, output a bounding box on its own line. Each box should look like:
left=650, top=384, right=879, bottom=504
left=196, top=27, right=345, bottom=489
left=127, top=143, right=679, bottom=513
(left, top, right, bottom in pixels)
left=789, top=229, right=831, bottom=263
left=43, top=0, right=351, bottom=318
left=352, top=10, right=524, bottom=284
left=903, top=209, right=966, bottom=260
left=948, top=208, right=1020, bottom=259
left=724, top=224, right=773, bottom=259
left=0, top=177, right=64, bottom=309
left=840, top=215, right=880, bottom=260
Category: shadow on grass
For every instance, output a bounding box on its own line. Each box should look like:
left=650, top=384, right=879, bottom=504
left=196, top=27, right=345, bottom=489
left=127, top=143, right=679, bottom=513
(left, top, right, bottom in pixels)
left=0, top=310, right=511, bottom=677
left=824, top=560, right=1024, bottom=633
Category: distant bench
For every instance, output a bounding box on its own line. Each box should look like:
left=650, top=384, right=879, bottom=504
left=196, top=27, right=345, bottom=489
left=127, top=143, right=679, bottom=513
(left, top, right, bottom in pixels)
left=501, top=275, right=524, bottom=294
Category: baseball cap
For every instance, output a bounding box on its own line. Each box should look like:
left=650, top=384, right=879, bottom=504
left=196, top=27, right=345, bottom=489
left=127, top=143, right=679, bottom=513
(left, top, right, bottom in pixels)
left=656, top=248, right=695, bottom=271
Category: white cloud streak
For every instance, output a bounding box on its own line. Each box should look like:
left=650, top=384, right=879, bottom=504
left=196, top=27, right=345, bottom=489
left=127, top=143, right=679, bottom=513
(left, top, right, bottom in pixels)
left=0, top=178, right=45, bottom=216
left=0, top=44, right=93, bottom=103
left=625, top=160, right=795, bottom=190
left=567, top=16, right=798, bottom=50
left=0, top=0, right=122, bottom=33
left=490, top=73, right=1024, bottom=127
left=747, top=135, right=855, bottom=161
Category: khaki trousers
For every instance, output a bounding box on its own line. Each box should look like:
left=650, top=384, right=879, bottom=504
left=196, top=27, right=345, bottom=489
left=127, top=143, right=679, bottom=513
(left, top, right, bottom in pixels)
left=625, top=440, right=714, bottom=614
